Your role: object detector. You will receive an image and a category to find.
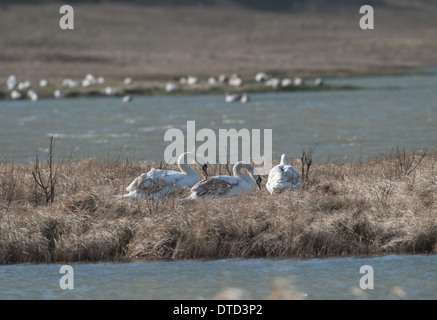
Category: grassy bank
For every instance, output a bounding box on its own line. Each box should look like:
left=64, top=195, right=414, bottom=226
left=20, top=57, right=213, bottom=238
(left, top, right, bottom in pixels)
left=1, top=148, right=436, bottom=264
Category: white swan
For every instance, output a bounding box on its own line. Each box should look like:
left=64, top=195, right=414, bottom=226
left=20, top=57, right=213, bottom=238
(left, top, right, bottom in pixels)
left=266, top=154, right=301, bottom=195
left=225, top=92, right=249, bottom=103
left=187, top=76, right=198, bottom=85
left=165, top=82, right=180, bottom=92
left=18, top=81, right=33, bottom=90
left=54, top=89, right=64, bottom=99
left=293, top=77, right=304, bottom=86
left=113, top=152, right=208, bottom=199
left=105, top=87, right=116, bottom=95
left=11, top=90, right=22, bottom=100
left=265, top=78, right=281, bottom=89
left=27, top=90, right=38, bottom=101
left=240, top=93, right=250, bottom=103
left=218, top=74, right=228, bottom=83
left=314, top=78, right=323, bottom=86
left=225, top=93, right=241, bottom=103
left=184, top=161, right=262, bottom=200
left=281, top=78, right=293, bottom=88
left=255, top=72, right=270, bottom=82
left=122, top=95, right=133, bottom=102
left=7, top=75, right=18, bottom=90
left=228, top=73, right=243, bottom=87
left=62, top=79, right=78, bottom=88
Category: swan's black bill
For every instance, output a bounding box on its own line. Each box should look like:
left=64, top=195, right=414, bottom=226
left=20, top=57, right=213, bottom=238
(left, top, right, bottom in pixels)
left=202, top=163, right=208, bottom=177
left=256, top=176, right=262, bottom=190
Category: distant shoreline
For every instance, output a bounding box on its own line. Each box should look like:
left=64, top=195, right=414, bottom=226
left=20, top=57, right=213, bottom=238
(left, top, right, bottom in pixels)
left=2, top=2, right=437, bottom=91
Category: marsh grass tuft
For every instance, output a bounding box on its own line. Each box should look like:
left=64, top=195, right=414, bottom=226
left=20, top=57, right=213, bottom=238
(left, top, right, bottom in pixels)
left=0, top=149, right=436, bottom=264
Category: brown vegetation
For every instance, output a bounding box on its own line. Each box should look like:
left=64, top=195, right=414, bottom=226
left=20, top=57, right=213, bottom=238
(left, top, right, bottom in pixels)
left=1, top=1, right=437, bottom=83
left=0, top=148, right=436, bottom=264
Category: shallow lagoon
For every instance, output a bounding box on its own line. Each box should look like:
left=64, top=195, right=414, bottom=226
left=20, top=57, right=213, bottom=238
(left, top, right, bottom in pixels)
left=1, top=73, right=436, bottom=163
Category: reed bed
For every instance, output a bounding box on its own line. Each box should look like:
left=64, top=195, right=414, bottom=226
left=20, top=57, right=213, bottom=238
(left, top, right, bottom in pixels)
left=0, top=149, right=436, bottom=264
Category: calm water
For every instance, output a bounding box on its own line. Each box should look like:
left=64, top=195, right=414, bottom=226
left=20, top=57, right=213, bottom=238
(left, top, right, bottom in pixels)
left=1, top=73, right=436, bottom=163
left=0, top=255, right=436, bottom=300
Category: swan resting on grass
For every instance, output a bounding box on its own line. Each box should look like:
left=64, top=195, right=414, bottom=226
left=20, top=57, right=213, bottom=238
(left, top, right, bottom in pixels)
left=113, top=152, right=208, bottom=199
left=266, top=154, right=301, bottom=195
left=183, top=161, right=262, bottom=200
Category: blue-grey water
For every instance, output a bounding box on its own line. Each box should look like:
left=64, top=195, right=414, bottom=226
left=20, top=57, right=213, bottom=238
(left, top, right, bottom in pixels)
left=1, top=73, right=436, bottom=163
left=1, top=255, right=436, bottom=300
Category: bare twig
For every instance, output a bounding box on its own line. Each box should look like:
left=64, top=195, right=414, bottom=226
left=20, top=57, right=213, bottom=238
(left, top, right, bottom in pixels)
left=5, top=159, right=17, bottom=211
left=32, top=136, right=57, bottom=205
left=301, top=146, right=314, bottom=188
left=396, top=146, right=427, bottom=178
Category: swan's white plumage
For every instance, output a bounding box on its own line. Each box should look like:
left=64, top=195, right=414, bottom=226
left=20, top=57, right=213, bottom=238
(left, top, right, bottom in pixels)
left=225, top=93, right=241, bottom=103
left=266, top=154, right=301, bottom=195
left=185, top=161, right=261, bottom=200
left=113, top=152, right=207, bottom=199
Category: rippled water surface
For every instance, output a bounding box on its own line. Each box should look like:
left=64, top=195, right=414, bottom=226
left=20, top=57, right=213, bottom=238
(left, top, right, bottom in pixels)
left=1, top=255, right=436, bottom=299
left=1, top=73, right=436, bottom=162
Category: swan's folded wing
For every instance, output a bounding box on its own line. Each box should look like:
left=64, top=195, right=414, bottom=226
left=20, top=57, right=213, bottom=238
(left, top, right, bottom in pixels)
left=282, top=165, right=301, bottom=186
left=267, top=165, right=286, bottom=182
left=126, top=169, right=181, bottom=194
left=126, top=173, right=147, bottom=192
left=191, top=178, right=236, bottom=198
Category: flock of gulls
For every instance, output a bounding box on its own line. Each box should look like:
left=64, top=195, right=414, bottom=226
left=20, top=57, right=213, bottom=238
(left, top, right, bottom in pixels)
left=113, top=152, right=301, bottom=200
left=4, top=71, right=323, bottom=104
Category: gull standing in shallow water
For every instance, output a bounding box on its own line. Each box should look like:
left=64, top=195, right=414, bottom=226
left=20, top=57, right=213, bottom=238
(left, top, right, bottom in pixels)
left=113, top=152, right=208, bottom=199
left=266, top=154, right=301, bottom=195
left=184, top=161, right=262, bottom=200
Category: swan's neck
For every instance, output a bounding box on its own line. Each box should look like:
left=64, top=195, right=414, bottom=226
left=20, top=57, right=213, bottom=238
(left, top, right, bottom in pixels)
left=177, top=153, right=200, bottom=178
left=178, top=162, right=198, bottom=177
left=280, top=154, right=289, bottom=166
left=233, top=162, right=255, bottom=185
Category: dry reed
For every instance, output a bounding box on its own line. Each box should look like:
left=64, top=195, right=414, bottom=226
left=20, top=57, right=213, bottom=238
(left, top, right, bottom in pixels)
left=0, top=150, right=436, bottom=264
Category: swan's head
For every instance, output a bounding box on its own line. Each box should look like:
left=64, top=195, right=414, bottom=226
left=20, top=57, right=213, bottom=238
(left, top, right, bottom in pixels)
left=192, top=154, right=209, bottom=177
left=255, top=175, right=262, bottom=190
left=280, top=154, right=288, bottom=166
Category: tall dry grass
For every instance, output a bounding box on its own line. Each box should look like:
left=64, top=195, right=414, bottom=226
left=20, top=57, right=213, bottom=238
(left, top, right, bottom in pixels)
left=0, top=150, right=436, bottom=264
